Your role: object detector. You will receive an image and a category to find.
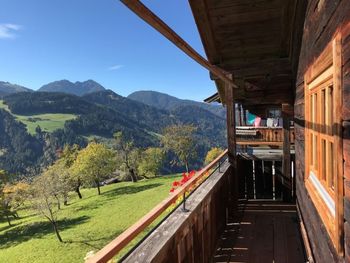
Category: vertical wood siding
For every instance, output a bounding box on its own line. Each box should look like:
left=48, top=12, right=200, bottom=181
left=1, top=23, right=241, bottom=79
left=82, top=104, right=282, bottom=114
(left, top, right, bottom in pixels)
left=295, top=0, right=350, bottom=262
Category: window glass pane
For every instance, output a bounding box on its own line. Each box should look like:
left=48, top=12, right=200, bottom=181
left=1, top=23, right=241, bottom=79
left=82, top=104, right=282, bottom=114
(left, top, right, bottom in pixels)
left=312, top=94, right=317, bottom=131
left=321, top=89, right=326, bottom=133
left=313, top=134, right=318, bottom=169
left=328, top=142, right=334, bottom=190
left=268, top=109, right=281, bottom=118
left=310, top=132, right=313, bottom=166
left=327, top=85, right=333, bottom=135
left=321, top=139, right=326, bottom=181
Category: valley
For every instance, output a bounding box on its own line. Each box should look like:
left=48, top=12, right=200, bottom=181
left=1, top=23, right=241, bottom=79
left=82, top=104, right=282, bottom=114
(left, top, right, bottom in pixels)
left=0, top=80, right=226, bottom=175
left=0, top=100, right=76, bottom=134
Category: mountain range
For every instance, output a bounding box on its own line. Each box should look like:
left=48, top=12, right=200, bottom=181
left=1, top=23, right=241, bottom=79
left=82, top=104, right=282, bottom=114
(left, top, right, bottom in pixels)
left=0, top=81, right=32, bottom=97
left=0, top=80, right=225, bottom=118
left=128, top=90, right=226, bottom=118
left=0, top=79, right=226, bottom=175
left=38, top=79, right=105, bottom=96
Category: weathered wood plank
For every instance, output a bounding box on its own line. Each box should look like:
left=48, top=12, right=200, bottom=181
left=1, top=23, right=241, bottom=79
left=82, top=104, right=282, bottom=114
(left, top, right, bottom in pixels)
left=333, top=32, right=344, bottom=255
left=282, top=104, right=292, bottom=196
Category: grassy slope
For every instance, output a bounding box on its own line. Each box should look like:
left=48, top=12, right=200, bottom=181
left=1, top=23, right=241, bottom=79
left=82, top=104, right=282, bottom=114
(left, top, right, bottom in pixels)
left=0, top=176, right=180, bottom=263
left=0, top=100, right=76, bottom=134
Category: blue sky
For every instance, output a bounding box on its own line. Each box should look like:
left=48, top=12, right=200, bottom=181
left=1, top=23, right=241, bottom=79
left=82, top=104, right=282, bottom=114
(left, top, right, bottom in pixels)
left=0, top=0, right=217, bottom=101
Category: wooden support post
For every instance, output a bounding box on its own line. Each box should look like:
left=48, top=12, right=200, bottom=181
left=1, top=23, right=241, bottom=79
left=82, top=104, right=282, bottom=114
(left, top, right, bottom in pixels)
left=252, top=160, right=256, bottom=199
left=225, top=74, right=237, bottom=214
left=291, top=160, right=294, bottom=198
left=272, top=161, right=276, bottom=200
left=244, top=172, right=248, bottom=199
left=226, top=84, right=236, bottom=165
left=262, top=160, right=266, bottom=190
left=243, top=107, right=247, bottom=126
left=238, top=104, right=243, bottom=126
left=282, top=103, right=293, bottom=200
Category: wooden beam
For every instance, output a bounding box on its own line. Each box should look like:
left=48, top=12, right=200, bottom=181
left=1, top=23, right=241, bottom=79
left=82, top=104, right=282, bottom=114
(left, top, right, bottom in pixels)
left=225, top=76, right=236, bottom=164
left=282, top=103, right=292, bottom=199
left=225, top=74, right=238, bottom=213
left=120, top=0, right=238, bottom=89
left=236, top=141, right=283, bottom=146
left=188, top=0, right=221, bottom=64
left=333, top=32, right=344, bottom=256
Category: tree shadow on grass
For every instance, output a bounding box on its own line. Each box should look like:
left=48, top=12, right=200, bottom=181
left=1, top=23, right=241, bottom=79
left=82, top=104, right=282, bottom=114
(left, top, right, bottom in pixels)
left=102, top=183, right=162, bottom=198
left=0, top=224, right=14, bottom=233
left=0, top=216, right=90, bottom=249
left=64, top=232, right=122, bottom=250
left=73, top=183, right=162, bottom=213
left=71, top=183, right=164, bottom=213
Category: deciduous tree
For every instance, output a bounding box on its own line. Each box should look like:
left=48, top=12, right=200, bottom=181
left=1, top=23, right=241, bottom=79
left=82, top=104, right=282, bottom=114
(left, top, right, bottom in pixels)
left=114, top=132, right=139, bottom=182
left=43, top=160, right=72, bottom=207
left=29, top=175, right=64, bottom=242
left=161, top=124, right=197, bottom=173
left=71, top=143, right=116, bottom=195
left=204, top=147, right=224, bottom=165
left=137, top=147, right=165, bottom=178
left=60, top=144, right=82, bottom=199
left=0, top=170, right=19, bottom=226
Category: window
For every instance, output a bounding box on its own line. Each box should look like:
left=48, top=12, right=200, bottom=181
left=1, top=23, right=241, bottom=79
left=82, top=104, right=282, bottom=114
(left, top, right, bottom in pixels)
left=267, top=108, right=281, bottom=118
left=304, top=34, right=343, bottom=253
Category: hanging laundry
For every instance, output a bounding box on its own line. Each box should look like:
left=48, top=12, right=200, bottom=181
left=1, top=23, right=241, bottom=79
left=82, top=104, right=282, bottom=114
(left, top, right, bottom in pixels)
left=272, top=118, right=279, bottom=127
left=267, top=118, right=274, bottom=127
left=254, top=116, right=261, bottom=127
left=247, top=112, right=256, bottom=125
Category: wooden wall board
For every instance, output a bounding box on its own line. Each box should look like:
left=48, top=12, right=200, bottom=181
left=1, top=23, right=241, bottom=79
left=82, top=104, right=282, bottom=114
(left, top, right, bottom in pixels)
left=294, top=0, right=350, bottom=261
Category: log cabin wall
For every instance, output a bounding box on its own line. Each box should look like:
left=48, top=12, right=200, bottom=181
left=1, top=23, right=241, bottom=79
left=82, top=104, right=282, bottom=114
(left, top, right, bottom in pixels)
left=294, top=1, right=350, bottom=262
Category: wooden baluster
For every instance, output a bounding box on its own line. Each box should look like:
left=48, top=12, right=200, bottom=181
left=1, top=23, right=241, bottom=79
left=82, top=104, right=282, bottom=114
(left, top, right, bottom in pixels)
left=282, top=103, right=292, bottom=200
left=225, top=74, right=237, bottom=214
left=252, top=160, right=256, bottom=199
left=262, top=160, right=266, bottom=198
left=272, top=161, right=276, bottom=200
left=291, top=160, right=294, bottom=198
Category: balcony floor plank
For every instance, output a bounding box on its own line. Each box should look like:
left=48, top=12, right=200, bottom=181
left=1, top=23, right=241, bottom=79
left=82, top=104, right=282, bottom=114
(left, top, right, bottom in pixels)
left=213, top=201, right=306, bottom=263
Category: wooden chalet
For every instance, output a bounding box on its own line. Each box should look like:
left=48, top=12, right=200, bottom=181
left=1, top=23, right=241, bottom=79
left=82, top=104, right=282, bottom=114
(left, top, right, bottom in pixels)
left=86, top=0, right=350, bottom=262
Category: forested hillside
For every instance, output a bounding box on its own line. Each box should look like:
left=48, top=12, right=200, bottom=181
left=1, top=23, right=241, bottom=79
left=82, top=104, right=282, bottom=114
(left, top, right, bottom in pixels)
left=4, top=92, right=100, bottom=115
left=83, top=90, right=175, bottom=132
left=0, top=84, right=226, bottom=175
left=0, top=110, right=43, bottom=173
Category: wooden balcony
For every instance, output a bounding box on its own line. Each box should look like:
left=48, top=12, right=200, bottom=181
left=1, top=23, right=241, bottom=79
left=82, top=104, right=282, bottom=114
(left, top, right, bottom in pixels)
left=85, top=150, right=306, bottom=263
left=213, top=200, right=305, bottom=263
left=86, top=151, right=230, bottom=263
left=122, top=160, right=232, bottom=262
left=236, top=126, right=295, bottom=146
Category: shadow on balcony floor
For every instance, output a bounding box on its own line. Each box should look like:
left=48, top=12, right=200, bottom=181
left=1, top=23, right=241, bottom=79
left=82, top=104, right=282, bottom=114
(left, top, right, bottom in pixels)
left=213, top=201, right=306, bottom=263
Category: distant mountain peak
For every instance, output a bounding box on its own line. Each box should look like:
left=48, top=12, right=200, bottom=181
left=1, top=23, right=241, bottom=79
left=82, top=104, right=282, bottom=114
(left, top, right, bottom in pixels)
left=38, top=79, right=105, bottom=96
left=0, top=81, right=32, bottom=97
left=128, top=90, right=226, bottom=119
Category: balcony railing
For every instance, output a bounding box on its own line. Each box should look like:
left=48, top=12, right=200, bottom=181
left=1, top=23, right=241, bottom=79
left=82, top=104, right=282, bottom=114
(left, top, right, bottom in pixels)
left=236, top=126, right=295, bottom=146
left=86, top=149, right=229, bottom=263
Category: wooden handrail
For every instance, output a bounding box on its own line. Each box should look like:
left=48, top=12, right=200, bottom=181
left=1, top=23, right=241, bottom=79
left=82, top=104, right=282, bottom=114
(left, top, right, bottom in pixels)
left=86, top=149, right=228, bottom=263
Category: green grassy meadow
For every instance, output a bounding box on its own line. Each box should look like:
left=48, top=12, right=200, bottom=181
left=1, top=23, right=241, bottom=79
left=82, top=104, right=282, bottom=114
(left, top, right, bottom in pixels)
left=0, top=176, right=180, bottom=263
left=0, top=100, right=76, bottom=134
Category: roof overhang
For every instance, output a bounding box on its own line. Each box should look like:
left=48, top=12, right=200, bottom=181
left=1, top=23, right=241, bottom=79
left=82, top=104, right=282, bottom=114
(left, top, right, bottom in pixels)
left=189, top=0, right=307, bottom=106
